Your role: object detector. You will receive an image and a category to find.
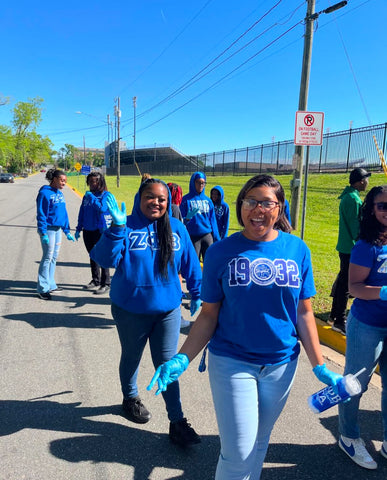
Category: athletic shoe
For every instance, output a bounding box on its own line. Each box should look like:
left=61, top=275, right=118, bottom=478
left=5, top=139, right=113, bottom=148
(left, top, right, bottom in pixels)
left=169, top=418, right=201, bottom=447
left=122, top=397, right=151, bottom=424
left=339, top=435, right=377, bottom=469
left=93, top=285, right=110, bottom=295
left=381, top=440, right=387, bottom=459
left=38, top=292, right=52, bottom=300
left=83, top=281, right=99, bottom=290
left=50, top=286, right=64, bottom=292
left=332, top=322, right=346, bottom=335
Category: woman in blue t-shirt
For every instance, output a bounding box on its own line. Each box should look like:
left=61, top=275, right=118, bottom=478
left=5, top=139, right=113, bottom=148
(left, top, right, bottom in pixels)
left=338, top=185, right=387, bottom=470
left=148, top=174, right=342, bottom=479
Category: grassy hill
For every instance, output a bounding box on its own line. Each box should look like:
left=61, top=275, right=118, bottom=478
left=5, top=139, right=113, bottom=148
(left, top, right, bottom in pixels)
left=74, top=171, right=387, bottom=320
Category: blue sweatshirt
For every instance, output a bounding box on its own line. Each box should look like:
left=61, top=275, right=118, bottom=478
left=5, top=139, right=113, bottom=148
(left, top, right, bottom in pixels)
left=180, top=172, right=220, bottom=241
left=90, top=182, right=202, bottom=314
left=36, top=185, right=70, bottom=235
left=76, top=190, right=112, bottom=233
left=211, top=185, right=230, bottom=239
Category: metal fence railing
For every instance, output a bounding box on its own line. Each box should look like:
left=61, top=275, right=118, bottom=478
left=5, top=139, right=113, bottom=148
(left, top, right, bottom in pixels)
left=107, top=122, right=387, bottom=177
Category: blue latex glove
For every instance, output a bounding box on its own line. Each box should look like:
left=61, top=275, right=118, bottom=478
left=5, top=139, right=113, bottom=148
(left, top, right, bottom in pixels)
left=313, top=363, right=343, bottom=387
left=41, top=234, right=49, bottom=245
left=106, top=192, right=127, bottom=225
left=66, top=233, right=75, bottom=242
left=380, top=286, right=387, bottom=300
left=147, top=353, right=189, bottom=395
left=75, top=231, right=81, bottom=241
left=190, top=298, right=201, bottom=316
left=186, top=207, right=200, bottom=220
left=85, top=191, right=93, bottom=199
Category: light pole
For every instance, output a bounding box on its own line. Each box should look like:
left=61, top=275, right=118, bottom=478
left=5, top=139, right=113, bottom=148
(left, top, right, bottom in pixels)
left=290, top=0, right=347, bottom=230
left=115, top=98, right=121, bottom=188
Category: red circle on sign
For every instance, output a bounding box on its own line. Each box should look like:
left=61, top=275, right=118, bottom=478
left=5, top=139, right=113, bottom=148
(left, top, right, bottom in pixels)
left=304, top=114, right=314, bottom=126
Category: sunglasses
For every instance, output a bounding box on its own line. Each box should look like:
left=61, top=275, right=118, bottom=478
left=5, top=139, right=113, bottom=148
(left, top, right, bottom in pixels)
left=374, top=202, right=387, bottom=211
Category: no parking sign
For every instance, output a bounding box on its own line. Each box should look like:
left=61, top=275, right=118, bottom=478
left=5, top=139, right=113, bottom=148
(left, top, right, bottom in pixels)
left=294, top=111, right=324, bottom=146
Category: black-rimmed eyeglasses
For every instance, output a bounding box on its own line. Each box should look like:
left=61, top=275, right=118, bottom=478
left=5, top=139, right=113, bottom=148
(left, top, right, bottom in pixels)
left=241, top=199, right=279, bottom=211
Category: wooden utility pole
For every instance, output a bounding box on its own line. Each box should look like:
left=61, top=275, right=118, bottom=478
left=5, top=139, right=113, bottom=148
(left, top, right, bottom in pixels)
left=290, top=0, right=315, bottom=230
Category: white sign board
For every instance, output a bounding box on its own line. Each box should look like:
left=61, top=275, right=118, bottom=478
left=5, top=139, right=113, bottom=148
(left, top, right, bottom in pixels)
left=294, top=111, right=324, bottom=146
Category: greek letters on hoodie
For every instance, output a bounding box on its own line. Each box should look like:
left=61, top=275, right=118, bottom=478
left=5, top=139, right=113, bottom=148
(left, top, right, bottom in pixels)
left=180, top=172, right=220, bottom=241
left=90, top=181, right=202, bottom=314
left=76, top=191, right=112, bottom=233
left=36, top=185, right=70, bottom=235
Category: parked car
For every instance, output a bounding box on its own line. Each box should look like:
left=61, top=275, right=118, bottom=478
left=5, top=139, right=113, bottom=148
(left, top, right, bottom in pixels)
left=0, top=173, right=15, bottom=183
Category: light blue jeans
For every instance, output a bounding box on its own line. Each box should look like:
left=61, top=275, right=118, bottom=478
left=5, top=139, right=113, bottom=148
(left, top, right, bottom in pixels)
left=37, top=227, right=62, bottom=293
left=208, top=351, right=298, bottom=480
left=339, top=311, right=387, bottom=440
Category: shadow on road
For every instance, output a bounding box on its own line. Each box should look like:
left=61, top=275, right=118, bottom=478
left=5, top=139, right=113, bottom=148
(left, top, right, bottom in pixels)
left=0, top=396, right=219, bottom=480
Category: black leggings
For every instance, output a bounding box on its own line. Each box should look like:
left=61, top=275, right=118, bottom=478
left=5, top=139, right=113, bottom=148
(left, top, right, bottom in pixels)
left=83, top=229, right=111, bottom=286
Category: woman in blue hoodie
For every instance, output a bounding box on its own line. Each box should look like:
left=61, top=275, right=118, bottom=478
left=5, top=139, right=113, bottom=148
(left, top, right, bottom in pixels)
left=90, top=178, right=202, bottom=447
left=210, top=185, right=230, bottom=240
left=75, top=172, right=112, bottom=294
left=36, top=168, right=75, bottom=300
left=180, top=172, right=220, bottom=261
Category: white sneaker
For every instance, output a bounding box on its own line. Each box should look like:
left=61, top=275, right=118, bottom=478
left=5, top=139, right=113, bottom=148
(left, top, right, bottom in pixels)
left=381, top=440, right=387, bottom=459
left=339, top=435, right=377, bottom=469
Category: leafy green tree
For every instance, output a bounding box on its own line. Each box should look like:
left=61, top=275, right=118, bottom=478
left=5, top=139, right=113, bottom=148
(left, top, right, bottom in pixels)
left=12, top=96, right=43, bottom=135
left=0, top=126, right=15, bottom=169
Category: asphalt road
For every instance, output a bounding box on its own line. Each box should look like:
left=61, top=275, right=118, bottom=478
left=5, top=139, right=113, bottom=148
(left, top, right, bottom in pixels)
left=0, top=173, right=386, bottom=479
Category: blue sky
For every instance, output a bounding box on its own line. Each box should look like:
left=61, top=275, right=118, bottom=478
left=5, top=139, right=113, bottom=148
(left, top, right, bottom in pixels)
left=1, top=0, right=385, bottom=156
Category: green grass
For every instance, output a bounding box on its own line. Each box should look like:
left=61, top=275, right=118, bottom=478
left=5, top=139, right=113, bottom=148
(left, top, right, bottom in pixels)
left=74, top=171, right=387, bottom=320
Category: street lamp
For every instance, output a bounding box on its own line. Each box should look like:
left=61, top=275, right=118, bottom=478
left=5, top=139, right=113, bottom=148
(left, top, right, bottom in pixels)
left=290, top=0, right=347, bottom=230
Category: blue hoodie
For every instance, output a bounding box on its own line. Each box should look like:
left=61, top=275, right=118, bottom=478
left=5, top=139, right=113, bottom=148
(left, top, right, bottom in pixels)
left=180, top=172, right=220, bottom=241
left=36, top=185, right=70, bottom=235
left=210, top=185, right=230, bottom=239
left=76, top=190, right=112, bottom=233
left=90, top=181, right=202, bottom=314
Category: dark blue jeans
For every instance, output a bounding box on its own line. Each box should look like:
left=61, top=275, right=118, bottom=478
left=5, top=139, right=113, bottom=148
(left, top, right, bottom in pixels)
left=111, top=303, right=183, bottom=422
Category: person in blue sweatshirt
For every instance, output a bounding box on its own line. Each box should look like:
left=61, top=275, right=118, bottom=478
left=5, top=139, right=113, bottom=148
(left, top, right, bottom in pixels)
left=180, top=172, right=220, bottom=261
left=36, top=168, right=75, bottom=300
left=75, top=172, right=112, bottom=294
left=210, top=185, right=230, bottom=240
left=90, top=178, right=202, bottom=447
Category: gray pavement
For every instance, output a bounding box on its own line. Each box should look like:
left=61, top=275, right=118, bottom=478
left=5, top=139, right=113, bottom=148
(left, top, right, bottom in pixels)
left=0, top=173, right=386, bottom=479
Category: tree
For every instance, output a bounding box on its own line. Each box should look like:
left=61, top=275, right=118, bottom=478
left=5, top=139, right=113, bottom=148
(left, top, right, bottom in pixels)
left=0, top=126, right=15, bottom=169
left=12, top=96, right=43, bottom=136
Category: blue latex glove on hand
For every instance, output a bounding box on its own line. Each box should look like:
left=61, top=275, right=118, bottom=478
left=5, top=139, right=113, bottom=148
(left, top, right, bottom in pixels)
left=313, top=363, right=343, bottom=387
left=85, top=191, right=93, bottom=199
left=190, top=298, right=201, bottom=316
left=75, top=231, right=81, bottom=241
left=186, top=207, right=200, bottom=220
left=106, top=192, right=127, bottom=225
left=147, top=353, right=189, bottom=395
left=380, top=286, right=387, bottom=300
left=67, top=233, right=75, bottom=242
left=41, top=234, right=49, bottom=245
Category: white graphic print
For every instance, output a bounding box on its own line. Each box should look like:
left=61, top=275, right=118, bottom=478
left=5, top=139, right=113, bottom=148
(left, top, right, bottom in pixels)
left=129, top=231, right=181, bottom=251
left=377, top=254, right=387, bottom=274
left=190, top=199, right=209, bottom=213
left=228, top=257, right=300, bottom=288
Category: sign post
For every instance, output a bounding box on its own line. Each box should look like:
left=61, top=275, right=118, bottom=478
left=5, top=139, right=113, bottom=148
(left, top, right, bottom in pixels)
left=294, top=111, right=324, bottom=239
left=74, top=162, right=82, bottom=190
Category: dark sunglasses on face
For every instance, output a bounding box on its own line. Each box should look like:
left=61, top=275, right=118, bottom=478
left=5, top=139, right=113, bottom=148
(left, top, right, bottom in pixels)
left=374, top=202, right=387, bottom=211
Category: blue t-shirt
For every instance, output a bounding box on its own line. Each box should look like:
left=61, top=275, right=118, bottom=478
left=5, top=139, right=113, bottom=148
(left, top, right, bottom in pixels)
left=350, top=239, right=387, bottom=327
left=201, top=231, right=316, bottom=365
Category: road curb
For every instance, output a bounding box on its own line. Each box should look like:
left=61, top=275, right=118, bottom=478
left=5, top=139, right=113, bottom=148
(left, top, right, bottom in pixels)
left=316, top=317, right=346, bottom=355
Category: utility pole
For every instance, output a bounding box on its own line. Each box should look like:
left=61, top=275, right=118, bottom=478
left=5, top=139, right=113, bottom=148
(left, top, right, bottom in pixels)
left=83, top=136, right=86, bottom=164
left=133, top=96, right=137, bottom=168
left=290, top=0, right=315, bottom=230
left=115, top=97, right=121, bottom=188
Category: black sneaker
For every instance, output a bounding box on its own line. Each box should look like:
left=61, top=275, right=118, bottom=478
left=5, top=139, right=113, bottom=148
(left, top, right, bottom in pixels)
left=94, top=285, right=110, bottom=295
left=38, top=292, right=52, bottom=300
left=169, top=418, right=201, bottom=447
left=122, top=397, right=151, bottom=424
left=332, top=322, right=346, bottom=335
left=83, top=281, right=99, bottom=290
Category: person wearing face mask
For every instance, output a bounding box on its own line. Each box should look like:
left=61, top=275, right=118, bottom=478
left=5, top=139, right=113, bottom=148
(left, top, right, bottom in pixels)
left=180, top=172, right=220, bottom=261
left=36, top=168, right=75, bottom=300
left=75, top=171, right=112, bottom=294
left=90, top=178, right=202, bottom=447
left=148, top=174, right=342, bottom=479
